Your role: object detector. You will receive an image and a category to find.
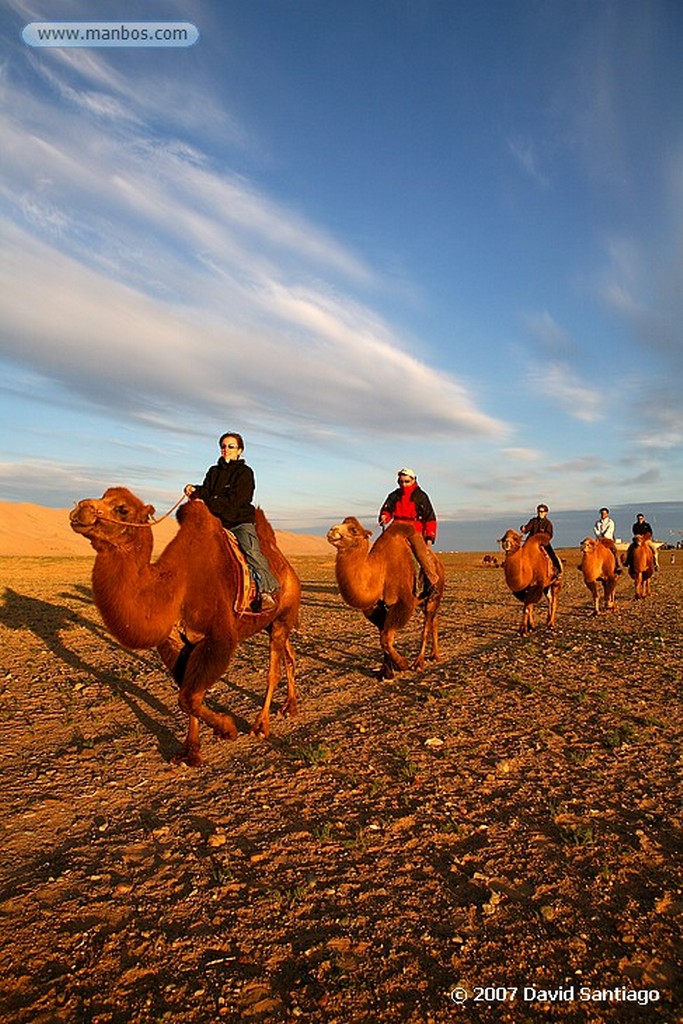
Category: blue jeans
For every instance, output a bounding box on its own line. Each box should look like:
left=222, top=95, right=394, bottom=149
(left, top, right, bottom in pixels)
left=231, top=523, right=279, bottom=594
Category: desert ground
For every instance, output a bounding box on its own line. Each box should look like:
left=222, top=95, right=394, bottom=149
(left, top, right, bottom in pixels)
left=0, top=543, right=680, bottom=1023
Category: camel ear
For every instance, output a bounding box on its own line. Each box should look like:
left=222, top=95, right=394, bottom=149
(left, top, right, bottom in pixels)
left=143, top=504, right=156, bottom=522
left=363, top=527, right=372, bottom=539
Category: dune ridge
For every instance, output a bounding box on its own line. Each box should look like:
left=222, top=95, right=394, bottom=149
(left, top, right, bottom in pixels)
left=0, top=501, right=330, bottom=558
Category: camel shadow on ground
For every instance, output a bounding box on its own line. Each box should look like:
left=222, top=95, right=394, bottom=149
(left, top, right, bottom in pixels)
left=0, top=587, right=185, bottom=761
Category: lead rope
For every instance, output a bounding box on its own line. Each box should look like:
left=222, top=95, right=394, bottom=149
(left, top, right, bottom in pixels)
left=92, top=493, right=187, bottom=528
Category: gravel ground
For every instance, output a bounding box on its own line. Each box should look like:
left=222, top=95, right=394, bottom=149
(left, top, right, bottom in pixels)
left=0, top=552, right=680, bottom=1023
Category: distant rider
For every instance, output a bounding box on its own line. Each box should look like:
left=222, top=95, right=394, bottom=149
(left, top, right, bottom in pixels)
left=625, top=513, right=659, bottom=572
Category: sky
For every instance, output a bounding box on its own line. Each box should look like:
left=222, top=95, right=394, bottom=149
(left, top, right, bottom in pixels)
left=1, top=0, right=682, bottom=540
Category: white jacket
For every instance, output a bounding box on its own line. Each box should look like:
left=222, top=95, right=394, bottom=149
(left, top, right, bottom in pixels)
left=594, top=516, right=615, bottom=540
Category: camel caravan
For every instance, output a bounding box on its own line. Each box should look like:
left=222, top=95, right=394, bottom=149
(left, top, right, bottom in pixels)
left=69, top=454, right=659, bottom=764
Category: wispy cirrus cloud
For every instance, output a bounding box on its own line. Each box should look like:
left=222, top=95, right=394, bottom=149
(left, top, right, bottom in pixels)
left=527, top=363, right=605, bottom=423
left=1, top=37, right=507, bottom=447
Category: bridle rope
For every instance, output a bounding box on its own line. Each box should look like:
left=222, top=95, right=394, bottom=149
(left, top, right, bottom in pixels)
left=92, top=493, right=187, bottom=528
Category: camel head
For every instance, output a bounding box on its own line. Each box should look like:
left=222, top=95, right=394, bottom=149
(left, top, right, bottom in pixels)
left=326, top=516, right=373, bottom=551
left=70, top=487, right=155, bottom=549
left=580, top=537, right=597, bottom=553
left=497, top=529, right=522, bottom=555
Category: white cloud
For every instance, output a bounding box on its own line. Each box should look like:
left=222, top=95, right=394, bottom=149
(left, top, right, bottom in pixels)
left=1, top=222, right=507, bottom=441
left=0, top=34, right=510, bottom=448
left=508, top=136, right=550, bottom=189
left=523, top=310, right=574, bottom=355
left=528, top=363, right=605, bottom=423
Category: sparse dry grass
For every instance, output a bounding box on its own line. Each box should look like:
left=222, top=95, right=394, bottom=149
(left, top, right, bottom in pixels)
left=0, top=552, right=681, bottom=1023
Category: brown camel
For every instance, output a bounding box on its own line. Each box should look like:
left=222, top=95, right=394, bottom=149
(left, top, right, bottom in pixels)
left=326, top=518, right=444, bottom=679
left=579, top=537, right=620, bottom=615
left=498, top=529, right=560, bottom=636
left=70, top=487, right=301, bottom=765
left=628, top=533, right=655, bottom=599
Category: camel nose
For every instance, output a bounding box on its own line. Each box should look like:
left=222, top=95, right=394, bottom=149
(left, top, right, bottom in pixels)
left=70, top=499, right=98, bottom=525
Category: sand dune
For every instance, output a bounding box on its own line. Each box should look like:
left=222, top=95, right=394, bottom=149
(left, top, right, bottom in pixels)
left=0, top=501, right=330, bottom=558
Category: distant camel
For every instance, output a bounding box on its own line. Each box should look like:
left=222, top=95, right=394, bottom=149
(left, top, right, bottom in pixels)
left=326, top=517, right=445, bottom=679
left=579, top=537, right=620, bottom=615
left=498, top=529, right=560, bottom=636
left=628, top=533, right=655, bottom=599
left=70, top=487, right=300, bottom=765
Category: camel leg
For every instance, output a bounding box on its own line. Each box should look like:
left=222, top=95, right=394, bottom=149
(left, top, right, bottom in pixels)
left=546, top=583, right=559, bottom=629
left=279, top=637, right=298, bottom=716
left=605, top=579, right=617, bottom=611
left=413, top=602, right=441, bottom=670
left=379, top=622, right=409, bottom=679
left=251, top=623, right=298, bottom=738
left=175, top=636, right=238, bottom=765
left=586, top=581, right=600, bottom=616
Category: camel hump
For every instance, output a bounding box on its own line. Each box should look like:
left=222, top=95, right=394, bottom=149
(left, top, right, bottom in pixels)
left=525, top=531, right=551, bottom=547
left=255, top=506, right=275, bottom=544
left=383, top=521, right=416, bottom=540
left=254, top=506, right=289, bottom=578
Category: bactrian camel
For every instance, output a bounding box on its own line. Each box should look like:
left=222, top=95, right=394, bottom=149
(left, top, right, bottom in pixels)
left=498, top=529, right=560, bottom=636
left=70, top=487, right=301, bottom=765
left=326, top=517, right=445, bottom=679
left=579, top=537, right=620, bottom=615
left=627, top=533, right=655, bottom=599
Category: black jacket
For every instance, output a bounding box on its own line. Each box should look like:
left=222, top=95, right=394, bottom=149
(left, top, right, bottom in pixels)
left=192, top=458, right=256, bottom=529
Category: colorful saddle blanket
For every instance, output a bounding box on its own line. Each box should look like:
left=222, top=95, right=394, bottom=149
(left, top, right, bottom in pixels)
left=222, top=528, right=257, bottom=614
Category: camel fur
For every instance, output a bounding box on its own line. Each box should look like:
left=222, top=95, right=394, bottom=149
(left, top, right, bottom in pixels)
left=498, top=529, right=560, bottom=636
left=70, top=487, right=300, bottom=765
left=579, top=537, right=620, bottom=615
left=628, top=533, right=655, bottom=599
left=326, top=517, right=444, bottom=680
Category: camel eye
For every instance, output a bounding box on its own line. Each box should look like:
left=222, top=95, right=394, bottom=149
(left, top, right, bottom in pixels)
left=115, top=505, right=129, bottom=518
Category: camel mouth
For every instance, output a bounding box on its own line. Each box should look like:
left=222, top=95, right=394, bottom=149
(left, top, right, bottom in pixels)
left=69, top=503, right=99, bottom=534
left=326, top=527, right=343, bottom=546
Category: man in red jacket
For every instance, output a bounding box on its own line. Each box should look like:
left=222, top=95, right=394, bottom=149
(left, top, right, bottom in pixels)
left=379, top=468, right=439, bottom=591
left=379, top=468, right=438, bottom=543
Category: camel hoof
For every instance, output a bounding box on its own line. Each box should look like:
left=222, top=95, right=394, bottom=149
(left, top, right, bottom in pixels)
left=250, top=715, right=271, bottom=738
left=171, top=746, right=203, bottom=767
left=412, top=657, right=426, bottom=672
left=211, top=714, right=239, bottom=741
left=278, top=698, right=298, bottom=718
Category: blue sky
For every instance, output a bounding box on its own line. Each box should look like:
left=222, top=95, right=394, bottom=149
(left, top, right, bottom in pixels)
left=1, top=0, right=682, bottom=535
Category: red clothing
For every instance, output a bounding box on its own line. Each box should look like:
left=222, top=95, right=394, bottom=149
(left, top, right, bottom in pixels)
left=380, top=482, right=437, bottom=542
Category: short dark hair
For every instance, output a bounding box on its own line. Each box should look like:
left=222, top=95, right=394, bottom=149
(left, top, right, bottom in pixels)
left=219, top=432, right=244, bottom=450
left=600, top=507, right=609, bottom=514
